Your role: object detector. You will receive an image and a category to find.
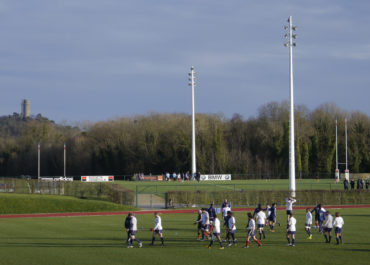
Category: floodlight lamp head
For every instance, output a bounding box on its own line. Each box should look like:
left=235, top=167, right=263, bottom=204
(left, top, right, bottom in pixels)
left=284, top=43, right=289, bottom=47
left=191, top=66, right=194, bottom=71
left=284, top=34, right=288, bottom=39
left=293, top=34, right=297, bottom=39
left=292, top=26, right=297, bottom=31
left=284, top=26, right=288, bottom=30
left=293, top=43, right=296, bottom=47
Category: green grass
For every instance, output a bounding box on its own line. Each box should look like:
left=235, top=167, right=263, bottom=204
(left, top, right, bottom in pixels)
left=0, top=193, right=135, bottom=214
left=0, top=208, right=369, bottom=265
left=117, top=179, right=345, bottom=194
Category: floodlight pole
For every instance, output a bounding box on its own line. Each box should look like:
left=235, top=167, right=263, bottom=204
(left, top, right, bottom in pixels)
left=189, top=66, right=197, bottom=178
left=345, top=118, right=348, bottom=171
left=335, top=119, right=339, bottom=179
left=37, top=143, right=40, bottom=179
left=285, top=16, right=297, bottom=197
left=64, top=143, right=66, bottom=177
left=189, top=66, right=197, bottom=179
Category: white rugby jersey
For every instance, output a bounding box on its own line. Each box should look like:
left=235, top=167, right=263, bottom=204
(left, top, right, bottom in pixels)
left=213, top=218, right=221, bottom=234
left=222, top=207, right=231, bottom=217
left=266, top=207, right=271, bottom=217
left=288, top=217, right=296, bottom=232
left=201, top=211, right=210, bottom=225
left=324, top=214, right=333, bottom=228
left=228, top=216, right=236, bottom=230
left=285, top=198, right=296, bottom=211
left=154, top=215, right=162, bottom=230
left=306, top=211, right=312, bottom=225
left=256, top=211, right=266, bottom=225
left=333, top=217, right=344, bottom=228
left=247, top=219, right=256, bottom=230
left=131, top=216, right=137, bottom=231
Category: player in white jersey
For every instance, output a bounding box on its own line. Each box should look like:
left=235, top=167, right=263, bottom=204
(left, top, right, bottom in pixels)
left=256, top=210, right=266, bottom=240
left=285, top=197, right=296, bottom=220
left=150, top=212, right=164, bottom=246
left=333, top=212, right=344, bottom=245
left=207, top=214, right=224, bottom=249
left=286, top=213, right=296, bottom=246
left=222, top=205, right=231, bottom=224
left=127, top=213, right=142, bottom=248
left=227, top=212, right=237, bottom=246
left=323, top=211, right=334, bottom=243
left=244, top=212, right=262, bottom=248
left=195, top=208, right=210, bottom=241
left=305, top=208, right=313, bottom=240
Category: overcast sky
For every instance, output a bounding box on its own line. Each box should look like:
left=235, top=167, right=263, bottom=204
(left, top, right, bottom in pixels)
left=0, top=0, right=369, bottom=122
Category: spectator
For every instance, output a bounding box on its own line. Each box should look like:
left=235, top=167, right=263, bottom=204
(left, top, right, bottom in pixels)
left=172, top=172, right=177, bottom=181
left=196, top=172, right=201, bottom=183
left=350, top=179, right=355, bottom=190
left=165, top=172, right=170, bottom=181
left=343, top=178, right=349, bottom=190
left=356, top=178, right=361, bottom=190
left=185, top=171, right=190, bottom=181
left=366, top=179, right=369, bottom=190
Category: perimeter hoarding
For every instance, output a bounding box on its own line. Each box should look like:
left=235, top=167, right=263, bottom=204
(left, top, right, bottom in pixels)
left=81, top=176, right=114, bottom=182
left=200, top=174, right=232, bottom=181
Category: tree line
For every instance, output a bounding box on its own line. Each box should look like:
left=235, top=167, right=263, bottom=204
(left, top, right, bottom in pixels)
left=0, top=101, right=369, bottom=178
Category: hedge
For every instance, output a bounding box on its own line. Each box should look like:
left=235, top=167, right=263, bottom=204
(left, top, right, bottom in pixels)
left=167, top=190, right=370, bottom=206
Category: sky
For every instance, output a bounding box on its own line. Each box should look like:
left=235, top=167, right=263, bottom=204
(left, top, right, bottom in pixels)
left=0, top=0, right=369, bottom=122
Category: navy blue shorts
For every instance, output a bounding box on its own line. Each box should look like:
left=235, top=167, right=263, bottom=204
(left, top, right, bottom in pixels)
left=129, top=230, right=136, bottom=236
left=268, top=216, right=275, bottom=222
left=213, top=232, right=220, bottom=237
left=248, top=229, right=255, bottom=237
left=257, top=224, right=265, bottom=228
left=287, top=231, right=295, bottom=235
left=154, top=229, right=163, bottom=234
left=324, top=227, right=332, bottom=233
left=286, top=210, right=293, bottom=215
left=197, top=223, right=202, bottom=229
left=335, top=227, right=342, bottom=234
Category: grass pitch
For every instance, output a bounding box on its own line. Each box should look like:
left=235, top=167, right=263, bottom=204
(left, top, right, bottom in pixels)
left=0, top=208, right=369, bottom=265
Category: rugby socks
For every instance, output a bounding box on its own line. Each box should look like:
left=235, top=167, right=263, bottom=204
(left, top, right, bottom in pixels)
left=287, top=238, right=291, bottom=244
left=262, top=230, right=266, bottom=239
left=329, top=236, right=332, bottom=243
left=231, top=233, right=235, bottom=243
left=160, top=237, right=164, bottom=245
left=339, top=236, right=342, bottom=243
left=255, top=239, right=261, bottom=246
left=259, top=231, right=262, bottom=240
left=292, top=238, right=295, bottom=245
left=152, top=237, right=155, bottom=244
left=324, top=235, right=328, bottom=243
left=246, top=240, right=250, bottom=247
left=336, top=237, right=339, bottom=244
left=197, top=232, right=200, bottom=239
left=134, top=238, right=141, bottom=244
left=209, top=240, right=214, bottom=247
left=306, top=229, right=311, bottom=236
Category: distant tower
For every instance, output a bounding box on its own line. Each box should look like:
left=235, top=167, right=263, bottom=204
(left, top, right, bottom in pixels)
left=21, top=99, right=30, bottom=118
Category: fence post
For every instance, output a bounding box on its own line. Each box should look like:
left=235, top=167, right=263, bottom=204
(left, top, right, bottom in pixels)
left=135, top=185, right=138, bottom=208
left=234, top=184, right=236, bottom=192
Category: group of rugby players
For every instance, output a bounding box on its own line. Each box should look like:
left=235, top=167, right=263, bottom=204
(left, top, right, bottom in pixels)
left=124, top=198, right=345, bottom=249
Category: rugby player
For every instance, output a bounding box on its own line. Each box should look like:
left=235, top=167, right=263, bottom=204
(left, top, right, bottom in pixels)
left=227, top=211, right=237, bottom=246
left=127, top=213, right=143, bottom=248
left=194, top=209, right=202, bottom=240
left=268, top=203, right=279, bottom=232
left=244, top=212, right=261, bottom=248
left=208, top=203, right=216, bottom=233
left=124, top=212, right=131, bottom=245
left=285, top=197, right=296, bottom=221
left=305, top=208, right=313, bottom=239
left=207, top=214, right=224, bottom=249
left=333, top=212, right=344, bottom=245
left=286, top=213, right=296, bottom=246
left=256, top=209, right=266, bottom=240
left=150, top=212, right=164, bottom=246
left=323, top=211, right=333, bottom=243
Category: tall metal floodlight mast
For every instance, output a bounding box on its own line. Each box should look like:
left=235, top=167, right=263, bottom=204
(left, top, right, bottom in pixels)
left=188, top=66, right=196, bottom=178
left=335, top=119, right=339, bottom=179
left=344, top=118, right=349, bottom=180
left=284, top=16, right=297, bottom=197
left=37, top=143, right=40, bottom=178
left=64, top=143, right=66, bottom=177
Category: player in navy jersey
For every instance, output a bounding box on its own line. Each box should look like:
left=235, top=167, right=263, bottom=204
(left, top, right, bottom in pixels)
left=194, top=209, right=202, bottom=240
left=253, top=204, right=262, bottom=218
left=311, top=204, right=321, bottom=230
left=208, top=203, right=216, bottom=233
left=268, top=203, right=279, bottom=232
left=124, top=213, right=132, bottom=245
